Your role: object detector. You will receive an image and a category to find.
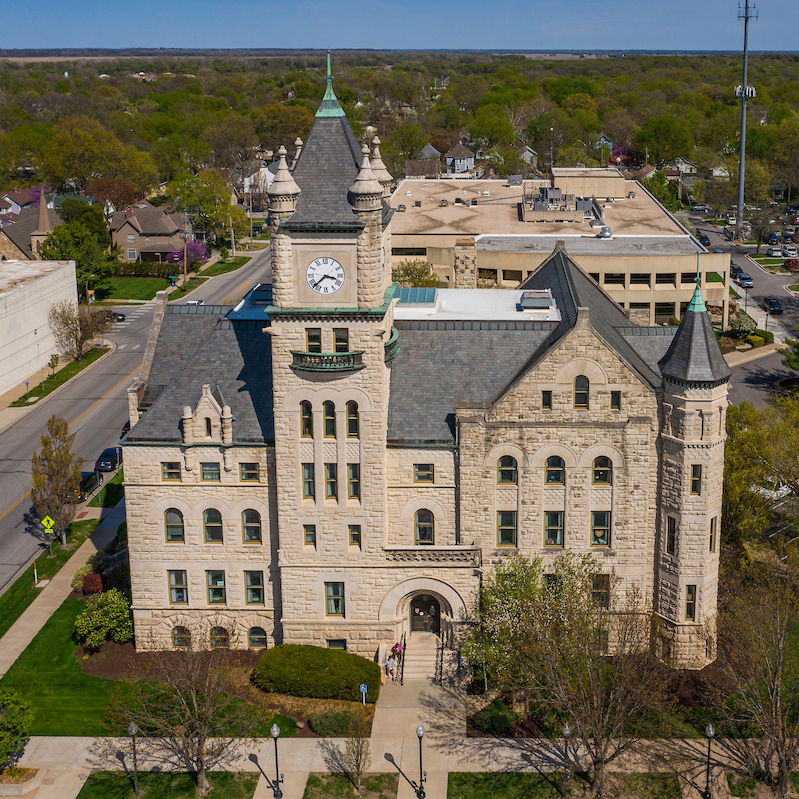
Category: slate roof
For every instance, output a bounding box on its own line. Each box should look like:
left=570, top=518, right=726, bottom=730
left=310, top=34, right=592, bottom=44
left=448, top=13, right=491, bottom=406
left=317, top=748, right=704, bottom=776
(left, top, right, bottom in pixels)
left=126, top=306, right=274, bottom=444
left=0, top=206, right=63, bottom=259
left=447, top=143, right=474, bottom=159
left=109, top=201, right=181, bottom=236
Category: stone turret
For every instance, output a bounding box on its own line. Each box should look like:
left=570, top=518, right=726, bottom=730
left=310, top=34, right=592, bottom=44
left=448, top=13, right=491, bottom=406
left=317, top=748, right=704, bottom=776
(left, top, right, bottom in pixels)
left=267, top=145, right=300, bottom=308
left=30, top=188, right=54, bottom=257
left=656, top=274, right=730, bottom=668
left=350, top=145, right=385, bottom=308
left=370, top=137, right=393, bottom=199
left=291, top=137, right=303, bottom=169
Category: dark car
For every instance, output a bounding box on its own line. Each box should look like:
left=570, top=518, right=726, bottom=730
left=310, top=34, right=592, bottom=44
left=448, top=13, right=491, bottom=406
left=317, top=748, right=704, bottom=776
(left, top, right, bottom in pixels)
left=763, top=297, right=783, bottom=315
left=730, top=263, right=744, bottom=278
left=94, top=447, right=122, bottom=472
left=120, top=420, right=131, bottom=438
left=735, top=272, right=754, bottom=288
left=766, top=233, right=780, bottom=245
left=698, top=233, right=711, bottom=247
left=106, top=311, right=126, bottom=322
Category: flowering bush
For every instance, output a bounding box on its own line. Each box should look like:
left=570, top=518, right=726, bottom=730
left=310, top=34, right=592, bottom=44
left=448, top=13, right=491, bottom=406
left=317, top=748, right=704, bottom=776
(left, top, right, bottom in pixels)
left=166, top=241, right=209, bottom=268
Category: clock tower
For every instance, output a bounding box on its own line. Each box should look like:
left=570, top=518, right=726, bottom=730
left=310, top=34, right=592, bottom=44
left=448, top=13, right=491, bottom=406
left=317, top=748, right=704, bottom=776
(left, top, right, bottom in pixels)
left=266, top=54, right=399, bottom=647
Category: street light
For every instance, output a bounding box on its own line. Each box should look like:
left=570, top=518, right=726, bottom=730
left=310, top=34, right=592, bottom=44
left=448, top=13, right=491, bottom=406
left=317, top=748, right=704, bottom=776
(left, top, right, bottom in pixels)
left=415, top=723, right=427, bottom=799
left=270, top=723, right=284, bottom=799
left=562, top=723, right=572, bottom=799
left=128, top=722, right=139, bottom=797
left=702, top=723, right=715, bottom=799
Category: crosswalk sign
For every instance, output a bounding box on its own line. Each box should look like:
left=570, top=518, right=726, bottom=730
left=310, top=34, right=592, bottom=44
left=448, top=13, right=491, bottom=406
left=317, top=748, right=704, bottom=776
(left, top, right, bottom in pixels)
left=41, top=516, right=54, bottom=529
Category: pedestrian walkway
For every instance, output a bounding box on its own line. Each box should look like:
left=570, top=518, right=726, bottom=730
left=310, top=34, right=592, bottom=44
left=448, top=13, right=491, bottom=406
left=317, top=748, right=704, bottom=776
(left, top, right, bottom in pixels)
left=724, top=340, right=786, bottom=368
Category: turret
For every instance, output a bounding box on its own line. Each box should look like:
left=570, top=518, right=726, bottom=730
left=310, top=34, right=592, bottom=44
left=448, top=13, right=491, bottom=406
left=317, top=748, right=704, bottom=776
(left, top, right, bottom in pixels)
left=267, top=145, right=300, bottom=308
left=370, top=137, right=393, bottom=199
left=30, top=187, right=54, bottom=257
left=350, top=145, right=385, bottom=308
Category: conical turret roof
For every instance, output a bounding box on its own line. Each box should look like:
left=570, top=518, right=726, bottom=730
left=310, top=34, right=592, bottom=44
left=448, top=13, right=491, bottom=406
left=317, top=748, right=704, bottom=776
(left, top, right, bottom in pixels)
left=315, top=51, right=346, bottom=119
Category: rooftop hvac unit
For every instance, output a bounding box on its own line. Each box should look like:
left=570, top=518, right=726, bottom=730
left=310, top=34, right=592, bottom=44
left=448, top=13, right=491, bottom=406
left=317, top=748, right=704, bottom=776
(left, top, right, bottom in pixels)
left=520, top=290, right=551, bottom=309
left=628, top=191, right=636, bottom=199
left=471, top=198, right=478, bottom=206
left=454, top=197, right=462, bottom=205
left=414, top=200, right=421, bottom=207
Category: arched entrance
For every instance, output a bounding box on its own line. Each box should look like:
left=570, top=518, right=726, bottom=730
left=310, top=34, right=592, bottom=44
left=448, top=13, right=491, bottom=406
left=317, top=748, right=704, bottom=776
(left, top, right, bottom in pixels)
left=410, top=594, right=440, bottom=633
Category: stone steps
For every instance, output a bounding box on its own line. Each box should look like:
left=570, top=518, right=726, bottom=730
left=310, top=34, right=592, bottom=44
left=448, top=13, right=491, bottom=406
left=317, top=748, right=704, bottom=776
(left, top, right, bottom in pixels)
left=400, top=633, right=439, bottom=680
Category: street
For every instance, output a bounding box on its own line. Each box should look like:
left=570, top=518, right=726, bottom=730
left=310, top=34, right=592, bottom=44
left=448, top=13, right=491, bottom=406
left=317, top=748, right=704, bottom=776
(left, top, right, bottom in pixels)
left=0, top=247, right=272, bottom=594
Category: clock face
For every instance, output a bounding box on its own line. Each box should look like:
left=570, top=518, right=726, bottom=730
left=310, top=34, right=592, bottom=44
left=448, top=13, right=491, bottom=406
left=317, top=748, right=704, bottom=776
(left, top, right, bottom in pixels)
left=306, top=257, right=345, bottom=295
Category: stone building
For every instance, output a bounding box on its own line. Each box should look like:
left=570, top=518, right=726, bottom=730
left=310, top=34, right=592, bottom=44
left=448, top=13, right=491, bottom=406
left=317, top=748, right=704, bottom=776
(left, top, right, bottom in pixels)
left=122, top=59, right=729, bottom=670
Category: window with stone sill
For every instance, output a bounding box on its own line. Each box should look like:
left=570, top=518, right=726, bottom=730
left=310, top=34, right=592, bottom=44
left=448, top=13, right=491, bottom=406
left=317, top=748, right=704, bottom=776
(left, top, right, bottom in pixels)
left=162, top=462, right=181, bottom=481
left=323, top=401, right=336, bottom=438
left=690, top=464, right=702, bottom=495
left=302, top=463, right=315, bottom=499
left=710, top=517, right=717, bottom=554
left=203, top=508, right=223, bottom=543
left=591, top=511, right=611, bottom=547
left=544, top=511, right=563, bottom=547
left=165, top=508, right=184, bottom=542
left=325, top=463, right=338, bottom=499
left=349, top=524, right=362, bottom=547
left=168, top=570, right=187, bottom=604
left=415, top=509, right=434, bottom=545
left=304, top=524, right=317, bottom=546
left=591, top=574, right=610, bottom=608
left=300, top=401, right=313, bottom=438
left=574, top=375, right=589, bottom=409
left=497, top=456, right=518, bottom=485
left=206, top=570, right=226, bottom=604
left=545, top=456, right=565, bottom=485
left=346, top=401, right=359, bottom=438
left=325, top=582, right=345, bottom=616
left=201, top=462, right=220, bottom=481
left=592, top=457, right=612, bottom=485
left=666, top=516, right=676, bottom=556
left=240, top=462, right=259, bottom=482
left=245, top=570, right=265, bottom=605
left=685, top=585, right=697, bottom=621
left=497, top=510, right=517, bottom=546
left=242, top=509, right=261, bottom=543
left=414, top=463, right=434, bottom=483
left=306, top=328, right=322, bottom=353
left=541, top=390, right=552, bottom=410
left=348, top=463, right=360, bottom=500
left=334, top=328, right=349, bottom=353
left=248, top=627, right=267, bottom=648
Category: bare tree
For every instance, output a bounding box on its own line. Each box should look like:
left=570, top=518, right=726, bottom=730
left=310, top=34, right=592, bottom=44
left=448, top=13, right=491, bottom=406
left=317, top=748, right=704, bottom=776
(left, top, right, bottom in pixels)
left=31, top=415, right=81, bottom=547
left=48, top=300, right=110, bottom=363
left=107, top=621, right=264, bottom=796
left=345, top=708, right=371, bottom=795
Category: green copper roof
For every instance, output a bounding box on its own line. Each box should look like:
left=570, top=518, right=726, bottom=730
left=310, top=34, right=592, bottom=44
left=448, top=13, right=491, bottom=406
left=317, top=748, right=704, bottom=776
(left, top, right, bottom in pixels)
left=316, top=50, right=346, bottom=118
left=687, top=285, right=707, bottom=313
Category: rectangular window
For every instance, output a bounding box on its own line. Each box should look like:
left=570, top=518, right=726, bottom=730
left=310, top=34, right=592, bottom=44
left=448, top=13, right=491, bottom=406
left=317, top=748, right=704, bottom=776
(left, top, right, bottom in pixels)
left=325, top=582, right=345, bottom=616
left=127, top=248, right=137, bottom=261
left=589, top=273, right=600, bottom=283
left=544, top=511, right=564, bottom=547
left=591, top=511, right=611, bottom=547
left=691, top=465, right=702, bottom=495
left=497, top=510, right=517, bottom=546
left=591, top=574, right=610, bottom=608
left=347, top=464, right=360, bottom=500
left=630, top=273, right=650, bottom=285
left=686, top=585, right=697, bottom=621
left=304, top=524, right=317, bottom=546
left=168, top=570, right=188, bottom=604
left=666, top=516, right=676, bottom=556
left=681, top=272, right=697, bottom=284
left=610, top=391, right=621, bottom=410
left=306, top=328, right=322, bottom=353
left=327, top=639, right=347, bottom=650
left=240, top=462, right=259, bottom=482
left=414, top=464, right=434, bottom=483
left=127, top=233, right=135, bottom=244
left=655, top=272, right=676, bottom=285
left=334, top=328, right=349, bottom=353
left=349, top=524, right=362, bottom=547
left=544, top=573, right=561, bottom=592
left=206, top=570, right=226, bottom=604
left=145, top=236, right=150, bottom=245
left=655, top=302, right=676, bottom=318
left=201, top=462, right=220, bottom=481
left=709, top=517, right=717, bottom=553
left=325, top=463, right=338, bottom=499
left=245, top=571, right=265, bottom=605
left=161, top=462, right=181, bottom=481
left=302, top=463, right=315, bottom=499
left=392, top=247, right=426, bottom=257
left=541, top=390, right=552, bottom=410
left=603, top=273, right=626, bottom=285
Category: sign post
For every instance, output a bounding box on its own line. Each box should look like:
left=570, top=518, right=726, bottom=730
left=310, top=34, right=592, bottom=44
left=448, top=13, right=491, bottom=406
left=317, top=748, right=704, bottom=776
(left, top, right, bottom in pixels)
left=360, top=683, right=367, bottom=706
left=41, top=515, right=55, bottom=556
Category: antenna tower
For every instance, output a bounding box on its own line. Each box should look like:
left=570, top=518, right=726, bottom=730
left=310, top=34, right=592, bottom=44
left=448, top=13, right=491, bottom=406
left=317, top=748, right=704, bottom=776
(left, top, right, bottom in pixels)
left=734, top=0, right=757, bottom=241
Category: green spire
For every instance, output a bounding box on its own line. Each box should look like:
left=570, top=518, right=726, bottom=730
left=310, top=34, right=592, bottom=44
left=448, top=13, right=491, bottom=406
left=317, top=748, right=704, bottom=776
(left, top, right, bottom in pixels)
left=316, top=50, right=345, bottom=118
left=687, top=252, right=707, bottom=313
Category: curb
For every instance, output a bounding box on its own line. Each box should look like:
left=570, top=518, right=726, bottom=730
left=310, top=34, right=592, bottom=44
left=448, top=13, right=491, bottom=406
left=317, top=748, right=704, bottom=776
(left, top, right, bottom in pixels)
left=726, top=343, right=787, bottom=368
left=0, top=340, right=117, bottom=437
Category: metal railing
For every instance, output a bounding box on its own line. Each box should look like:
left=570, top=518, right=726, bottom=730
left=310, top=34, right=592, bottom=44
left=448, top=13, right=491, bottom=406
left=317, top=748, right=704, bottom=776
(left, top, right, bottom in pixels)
left=290, top=350, right=364, bottom=372
left=398, top=631, right=406, bottom=686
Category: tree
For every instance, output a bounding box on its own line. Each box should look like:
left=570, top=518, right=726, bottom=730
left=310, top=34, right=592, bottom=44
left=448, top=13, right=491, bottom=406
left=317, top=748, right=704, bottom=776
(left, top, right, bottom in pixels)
left=74, top=588, right=133, bottom=651
left=107, top=622, right=264, bottom=796
left=30, top=414, right=81, bottom=547
left=728, top=309, right=756, bottom=339
left=465, top=553, right=669, bottom=798
left=392, top=259, right=439, bottom=288
left=644, top=170, right=679, bottom=212
left=251, top=103, right=314, bottom=154
left=344, top=708, right=371, bottom=794
left=86, top=178, right=136, bottom=210
left=57, top=199, right=111, bottom=249
left=634, top=115, right=692, bottom=167
left=48, top=300, right=111, bottom=362
left=202, top=114, right=257, bottom=180
left=0, top=688, right=33, bottom=772
left=710, top=555, right=799, bottom=797
left=172, top=170, right=247, bottom=244
left=748, top=213, right=777, bottom=254
left=705, top=179, right=735, bottom=220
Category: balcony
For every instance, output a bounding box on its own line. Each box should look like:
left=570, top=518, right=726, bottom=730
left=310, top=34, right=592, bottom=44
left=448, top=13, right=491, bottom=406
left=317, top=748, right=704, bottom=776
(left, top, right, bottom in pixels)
left=384, top=326, right=400, bottom=363
left=383, top=545, right=481, bottom=567
left=290, top=351, right=365, bottom=373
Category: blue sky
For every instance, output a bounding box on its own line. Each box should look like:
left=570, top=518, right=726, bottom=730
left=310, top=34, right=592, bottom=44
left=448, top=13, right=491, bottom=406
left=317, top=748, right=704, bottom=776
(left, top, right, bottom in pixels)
left=4, top=0, right=796, bottom=51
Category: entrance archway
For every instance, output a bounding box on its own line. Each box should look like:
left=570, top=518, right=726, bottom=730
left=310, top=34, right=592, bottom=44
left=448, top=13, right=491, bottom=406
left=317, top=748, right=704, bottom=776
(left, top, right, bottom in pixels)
left=410, top=594, right=440, bottom=633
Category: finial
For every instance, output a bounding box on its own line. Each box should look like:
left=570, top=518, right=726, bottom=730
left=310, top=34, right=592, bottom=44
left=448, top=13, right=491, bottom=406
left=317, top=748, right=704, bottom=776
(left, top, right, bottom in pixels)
left=687, top=251, right=706, bottom=313
left=327, top=50, right=332, bottom=85
left=695, top=252, right=701, bottom=286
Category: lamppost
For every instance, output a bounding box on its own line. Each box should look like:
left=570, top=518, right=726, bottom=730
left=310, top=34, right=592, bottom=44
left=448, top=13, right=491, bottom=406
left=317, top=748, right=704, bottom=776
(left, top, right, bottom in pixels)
left=562, top=723, right=572, bottom=799
left=128, top=722, right=139, bottom=797
left=270, top=723, right=284, bottom=799
left=702, top=723, right=715, bottom=799
left=415, top=723, right=427, bottom=798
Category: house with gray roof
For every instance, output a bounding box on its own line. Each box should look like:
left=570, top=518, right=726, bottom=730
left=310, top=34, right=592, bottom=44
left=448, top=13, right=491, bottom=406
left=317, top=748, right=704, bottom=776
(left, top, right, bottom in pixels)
left=121, top=55, right=728, bottom=671
left=109, top=200, right=188, bottom=262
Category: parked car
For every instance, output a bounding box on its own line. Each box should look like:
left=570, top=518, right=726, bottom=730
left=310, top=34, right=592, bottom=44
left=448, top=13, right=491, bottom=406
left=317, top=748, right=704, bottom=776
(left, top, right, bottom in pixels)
left=767, top=246, right=783, bottom=257
left=785, top=258, right=799, bottom=271
left=691, top=204, right=709, bottom=212
left=185, top=299, right=205, bottom=306
left=120, top=420, right=131, bottom=438
left=763, top=297, right=783, bottom=315
left=94, top=447, right=122, bottom=472
left=783, top=245, right=798, bottom=257
left=766, top=233, right=780, bottom=245
left=730, top=264, right=744, bottom=278
left=106, top=311, right=126, bottom=322
left=735, top=272, right=754, bottom=288
left=785, top=235, right=794, bottom=244
left=698, top=233, right=711, bottom=246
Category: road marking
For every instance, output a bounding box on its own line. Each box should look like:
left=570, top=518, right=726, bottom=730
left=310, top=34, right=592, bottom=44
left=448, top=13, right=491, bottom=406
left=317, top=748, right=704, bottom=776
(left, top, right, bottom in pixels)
left=67, top=364, right=141, bottom=429
left=132, top=345, right=141, bottom=350
left=117, top=344, right=127, bottom=349
left=0, top=490, right=31, bottom=526
left=224, top=279, right=251, bottom=304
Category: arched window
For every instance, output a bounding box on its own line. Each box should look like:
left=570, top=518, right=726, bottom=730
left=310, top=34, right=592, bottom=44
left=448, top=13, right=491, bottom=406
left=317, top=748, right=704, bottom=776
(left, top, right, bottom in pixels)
left=300, top=401, right=313, bottom=438
left=497, top=455, right=518, bottom=484
left=574, top=376, right=589, bottom=409
left=323, top=401, right=336, bottom=438
left=210, top=626, right=229, bottom=648
left=593, top=456, right=612, bottom=485
left=165, top=508, right=184, bottom=542
left=172, top=626, right=191, bottom=648
left=545, top=456, right=565, bottom=484
left=346, top=401, right=359, bottom=439
left=248, top=627, right=267, bottom=649
left=203, top=508, right=223, bottom=543
left=205, top=417, right=212, bottom=437
left=415, top=509, right=435, bottom=545
left=242, top=509, right=262, bottom=542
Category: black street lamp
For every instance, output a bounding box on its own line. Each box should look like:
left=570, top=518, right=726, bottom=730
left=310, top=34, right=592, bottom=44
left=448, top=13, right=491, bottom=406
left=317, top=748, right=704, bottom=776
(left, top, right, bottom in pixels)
left=128, top=722, right=139, bottom=797
left=270, top=723, right=284, bottom=799
left=562, top=723, right=572, bottom=799
left=415, top=723, right=427, bottom=799
left=702, top=723, right=715, bottom=799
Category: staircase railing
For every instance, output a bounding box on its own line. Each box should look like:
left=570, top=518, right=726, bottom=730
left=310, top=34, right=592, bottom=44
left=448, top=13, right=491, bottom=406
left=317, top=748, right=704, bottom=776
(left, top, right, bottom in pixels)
left=435, top=635, right=444, bottom=685
left=398, top=631, right=406, bottom=686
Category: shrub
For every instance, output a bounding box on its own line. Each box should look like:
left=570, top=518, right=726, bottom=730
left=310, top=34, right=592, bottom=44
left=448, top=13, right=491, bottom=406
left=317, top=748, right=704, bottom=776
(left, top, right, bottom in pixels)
left=667, top=316, right=681, bottom=327
left=754, top=328, right=774, bottom=344
left=0, top=688, right=33, bottom=771
left=748, top=334, right=765, bottom=348
left=116, top=521, right=128, bottom=548
left=253, top=644, right=381, bottom=703
left=219, top=246, right=228, bottom=261
left=71, top=564, right=92, bottom=592
left=82, top=572, right=103, bottom=595
left=309, top=710, right=354, bottom=736
left=74, top=588, right=133, bottom=650
left=728, top=310, right=756, bottom=338
left=89, top=550, right=107, bottom=573
left=473, top=698, right=517, bottom=736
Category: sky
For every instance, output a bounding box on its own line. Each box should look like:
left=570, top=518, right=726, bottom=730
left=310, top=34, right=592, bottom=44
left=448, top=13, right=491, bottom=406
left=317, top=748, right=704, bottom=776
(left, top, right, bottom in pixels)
left=3, top=0, right=796, bottom=52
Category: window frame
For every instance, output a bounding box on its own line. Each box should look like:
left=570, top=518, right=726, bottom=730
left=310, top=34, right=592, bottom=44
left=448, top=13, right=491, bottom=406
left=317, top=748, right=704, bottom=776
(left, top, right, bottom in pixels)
left=206, top=570, right=227, bottom=604
left=710, top=517, right=717, bottom=554
left=325, top=463, right=338, bottom=499
left=591, top=573, right=611, bottom=608
left=544, top=510, right=564, bottom=547
left=203, top=508, right=223, bottom=543
left=497, top=455, right=518, bottom=485
left=323, top=401, right=336, bottom=438
left=240, top=462, right=259, bottom=482
left=574, top=375, right=589, bottom=409
left=302, top=463, right=315, bottom=499
left=304, top=524, right=317, bottom=546
left=300, top=401, right=313, bottom=439
left=164, top=508, right=185, bottom=543
left=685, top=584, right=697, bottom=621
left=334, top=328, right=349, bottom=353
left=415, top=509, right=435, bottom=546
left=347, top=463, right=360, bottom=500
left=245, top=570, right=265, bottom=605
left=592, top=456, right=612, bottom=485
left=591, top=510, right=611, bottom=547
left=346, top=401, right=359, bottom=439
left=248, top=627, right=267, bottom=648
left=414, top=463, right=435, bottom=483
left=327, top=639, right=347, bottom=650
left=545, top=456, right=565, bottom=485
left=172, top=625, right=191, bottom=648
left=205, top=417, right=212, bottom=438
left=666, top=516, right=676, bottom=556
left=610, top=391, right=621, bottom=410
left=242, top=508, right=262, bottom=543
left=168, top=570, right=188, bottom=604
left=201, top=462, right=221, bottom=482
left=306, top=328, right=322, bottom=353
left=161, top=461, right=181, bottom=481
left=349, top=524, right=362, bottom=547
left=690, top=464, right=702, bottom=495
left=541, top=390, right=553, bottom=410
left=497, top=510, right=517, bottom=547
left=325, top=581, right=345, bottom=616
left=127, top=248, right=136, bottom=261
left=210, top=626, right=229, bottom=648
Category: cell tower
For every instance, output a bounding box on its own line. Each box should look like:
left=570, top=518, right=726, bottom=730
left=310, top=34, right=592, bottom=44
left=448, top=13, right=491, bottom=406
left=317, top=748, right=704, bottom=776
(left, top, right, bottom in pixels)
left=734, top=0, right=757, bottom=241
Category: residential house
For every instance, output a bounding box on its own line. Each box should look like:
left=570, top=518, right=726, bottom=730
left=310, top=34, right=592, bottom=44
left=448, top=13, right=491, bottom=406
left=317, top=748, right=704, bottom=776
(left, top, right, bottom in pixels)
left=0, top=203, right=62, bottom=261
left=446, top=143, right=475, bottom=174
left=109, top=201, right=189, bottom=263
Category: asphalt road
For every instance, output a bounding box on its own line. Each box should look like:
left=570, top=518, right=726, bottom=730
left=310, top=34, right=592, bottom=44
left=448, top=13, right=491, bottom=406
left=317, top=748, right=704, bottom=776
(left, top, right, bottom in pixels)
left=0, top=246, right=272, bottom=594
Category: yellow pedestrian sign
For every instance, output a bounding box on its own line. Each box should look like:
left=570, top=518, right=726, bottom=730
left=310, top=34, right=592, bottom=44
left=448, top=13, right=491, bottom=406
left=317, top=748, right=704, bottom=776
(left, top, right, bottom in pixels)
left=41, top=516, right=54, bottom=529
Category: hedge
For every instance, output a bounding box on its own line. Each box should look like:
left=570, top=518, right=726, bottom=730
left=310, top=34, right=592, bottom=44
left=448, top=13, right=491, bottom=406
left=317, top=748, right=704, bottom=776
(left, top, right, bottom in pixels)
left=754, top=328, right=775, bottom=344
left=252, top=644, right=381, bottom=703
left=473, top=698, right=517, bottom=736
left=748, top=334, right=765, bottom=348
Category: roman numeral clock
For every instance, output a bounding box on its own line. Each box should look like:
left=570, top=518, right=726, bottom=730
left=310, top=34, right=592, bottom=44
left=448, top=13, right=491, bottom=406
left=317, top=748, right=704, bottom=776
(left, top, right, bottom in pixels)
left=306, top=257, right=345, bottom=295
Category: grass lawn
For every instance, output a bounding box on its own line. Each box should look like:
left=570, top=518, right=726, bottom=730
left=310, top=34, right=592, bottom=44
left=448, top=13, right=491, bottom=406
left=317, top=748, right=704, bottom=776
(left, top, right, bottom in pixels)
left=77, top=771, right=258, bottom=799
left=707, top=272, right=724, bottom=283
left=96, top=278, right=171, bottom=301
left=0, top=598, right=115, bottom=735
left=0, top=519, right=100, bottom=639
left=201, top=256, right=252, bottom=277
left=169, top=276, right=208, bottom=299
left=10, top=348, right=108, bottom=407
left=303, top=773, right=397, bottom=799
left=89, top=468, right=124, bottom=508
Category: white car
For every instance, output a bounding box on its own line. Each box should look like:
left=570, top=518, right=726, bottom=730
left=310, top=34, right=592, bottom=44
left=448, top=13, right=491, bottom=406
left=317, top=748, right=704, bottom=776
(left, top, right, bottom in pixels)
left=767, top=246, right=783, bottom=257
left=783, top=245, right=798, bottom=258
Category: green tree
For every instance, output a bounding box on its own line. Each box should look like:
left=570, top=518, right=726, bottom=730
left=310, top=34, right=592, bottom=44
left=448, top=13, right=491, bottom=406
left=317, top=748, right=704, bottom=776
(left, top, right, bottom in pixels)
left=74, top=588, right=133, bottom=651
left=251, top=103, right=314, bottom=153
left=392, top=259, right=439, bottom=287
left=202, top=114, right=257, bottom=179
left=47, top=299, right=111, bottom=362
left=0, top=688, right=33, bottom=772
left=644, top=170, right=679, bottom=212
left=172, top=170, right=247, bottom=244
left=30, top=415, right=81, bottom=548
left=57, top=199, right=111, bottom=249
left=634, top=114, right=692, bottom=166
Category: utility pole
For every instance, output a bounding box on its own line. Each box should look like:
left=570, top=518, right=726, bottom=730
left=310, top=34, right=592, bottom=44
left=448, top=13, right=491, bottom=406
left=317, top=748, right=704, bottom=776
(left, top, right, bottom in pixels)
left=735, top=0, right=758, bottom=241
left=182, top=212, right=190, bottom=287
